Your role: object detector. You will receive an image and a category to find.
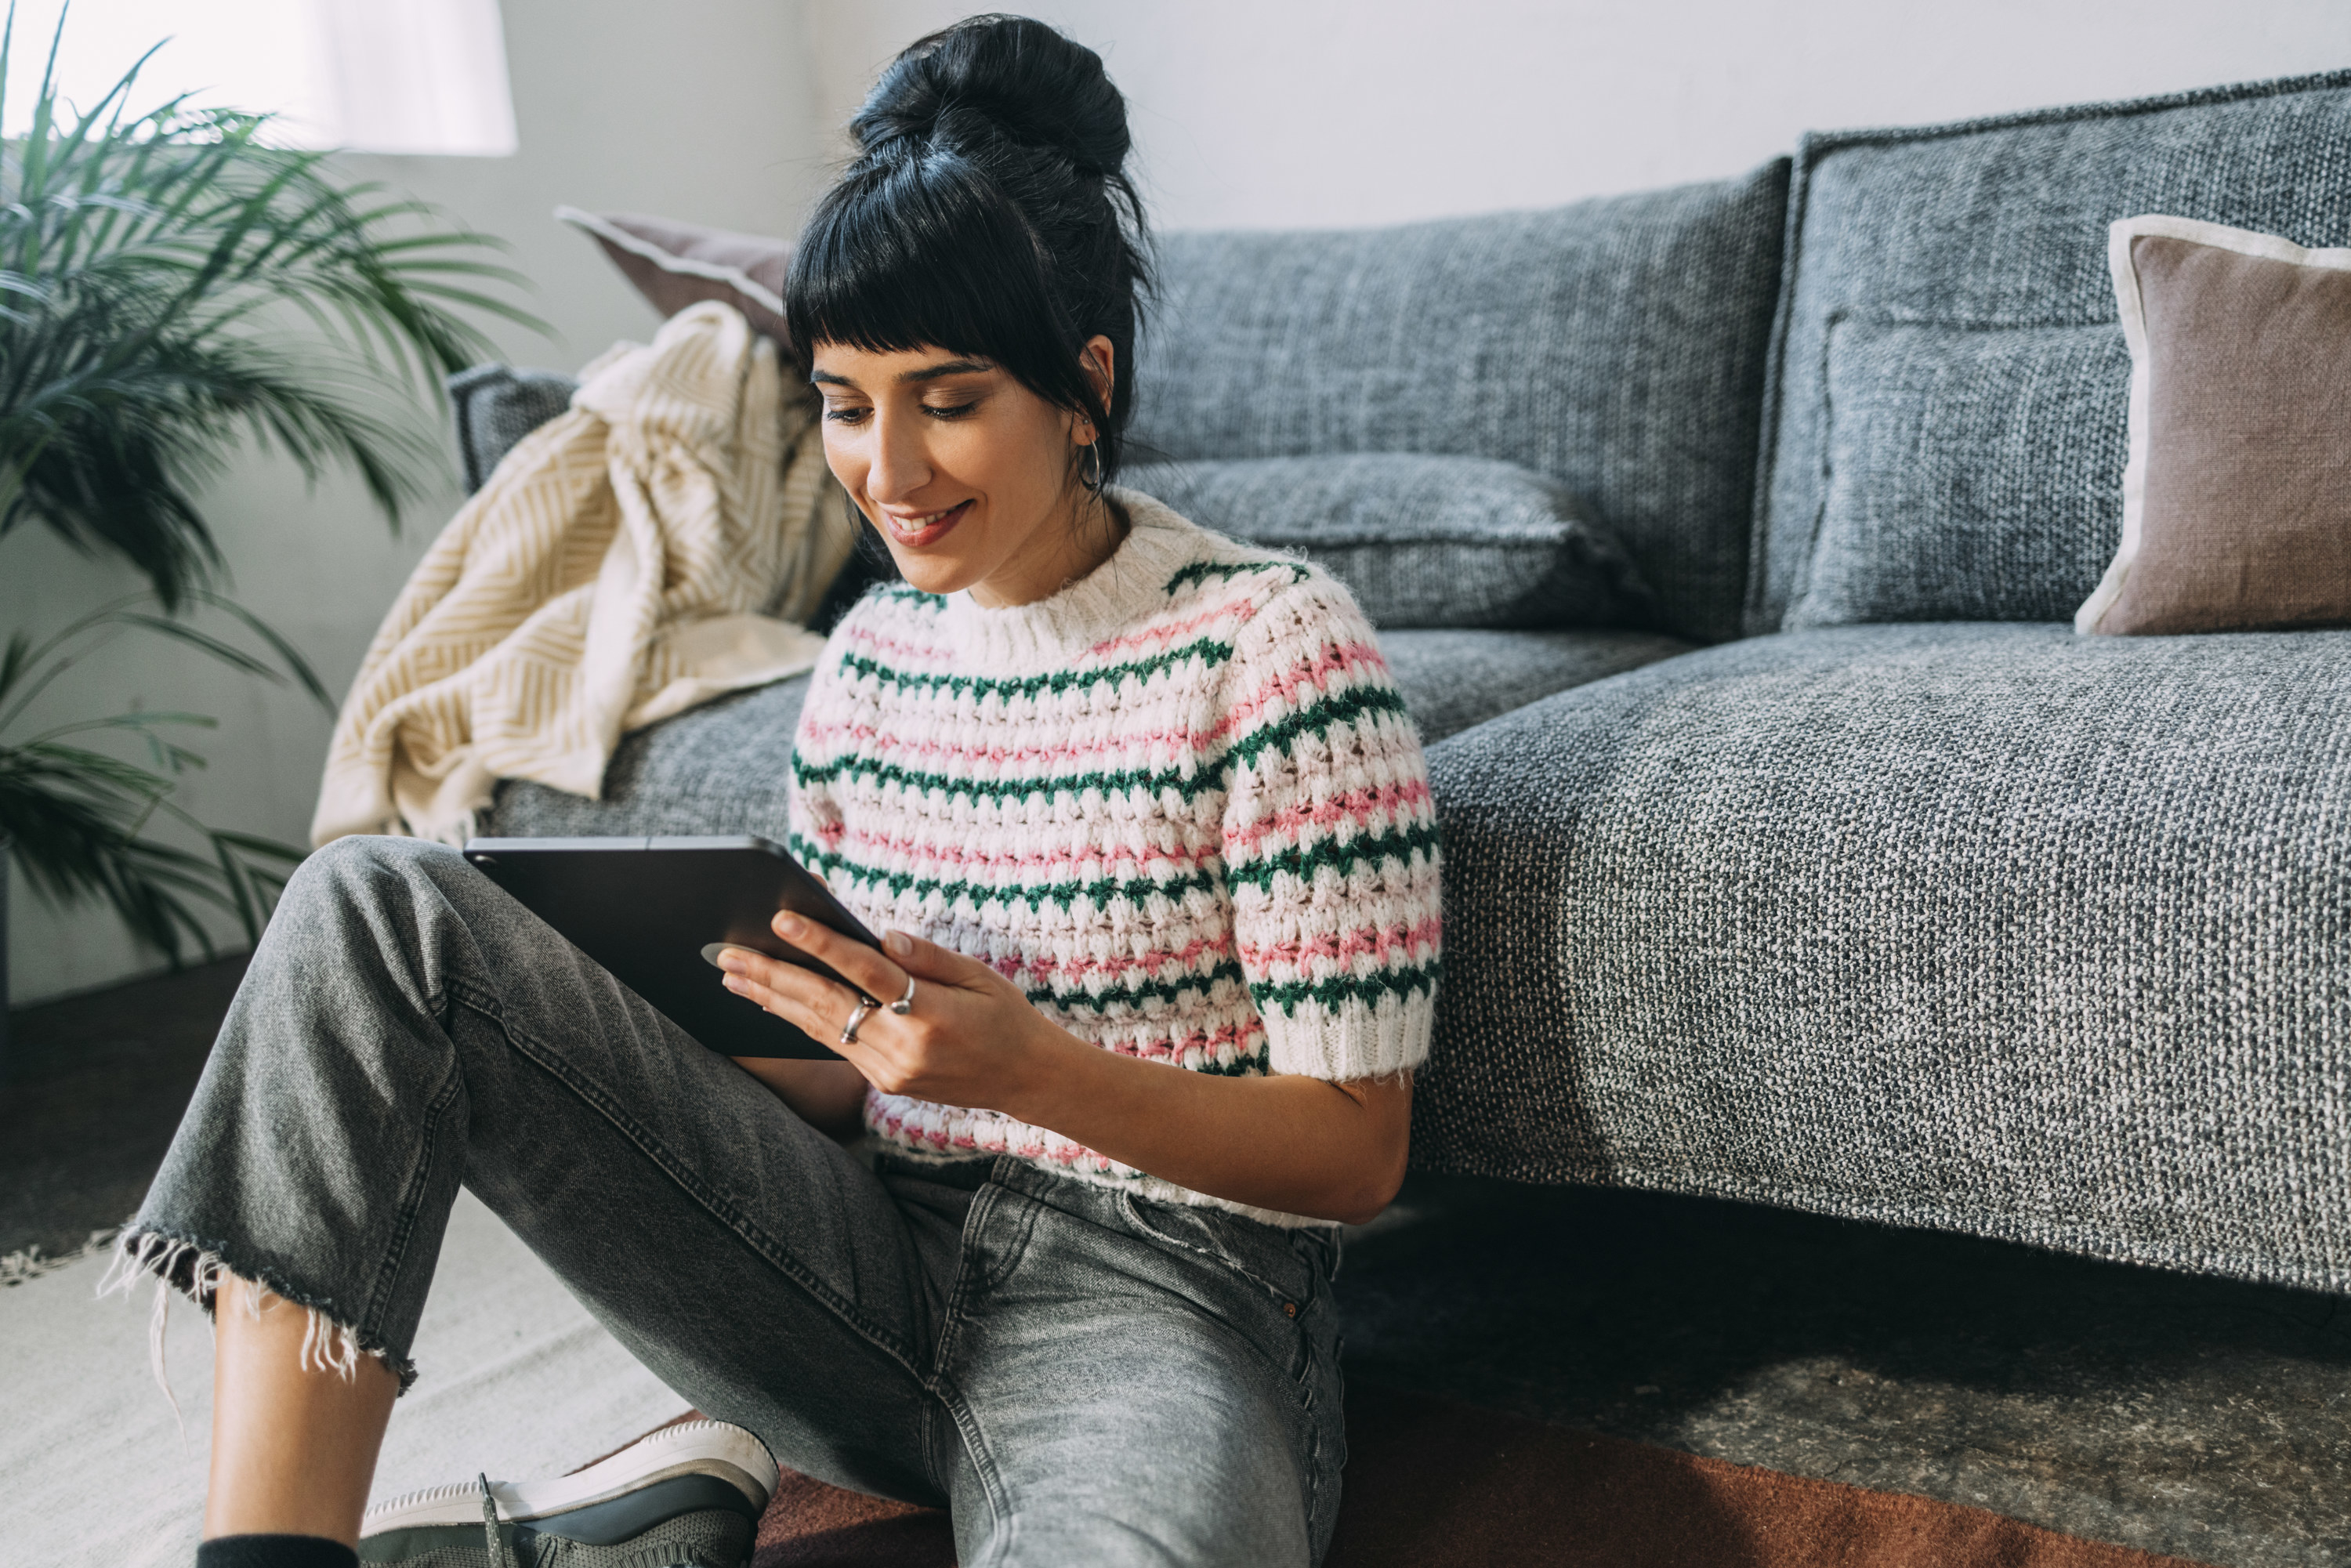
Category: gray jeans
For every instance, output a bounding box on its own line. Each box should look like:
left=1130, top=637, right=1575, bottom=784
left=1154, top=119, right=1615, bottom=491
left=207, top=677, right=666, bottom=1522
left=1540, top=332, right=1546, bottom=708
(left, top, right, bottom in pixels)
left=126, top=836, right=1347, bottom=1566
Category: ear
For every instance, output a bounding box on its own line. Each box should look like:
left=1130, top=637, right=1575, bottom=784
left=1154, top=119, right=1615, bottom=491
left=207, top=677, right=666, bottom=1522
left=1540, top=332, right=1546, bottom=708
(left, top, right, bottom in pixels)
left=1077, top=335, right=1116, bottom=434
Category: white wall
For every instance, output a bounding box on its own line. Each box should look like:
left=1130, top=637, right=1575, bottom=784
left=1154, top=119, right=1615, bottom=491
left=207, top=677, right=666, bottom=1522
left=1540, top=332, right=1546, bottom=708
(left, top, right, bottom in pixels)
left=5, top=0, right=828, bottom=1005
left=806, top=1, right=2351, bottom=231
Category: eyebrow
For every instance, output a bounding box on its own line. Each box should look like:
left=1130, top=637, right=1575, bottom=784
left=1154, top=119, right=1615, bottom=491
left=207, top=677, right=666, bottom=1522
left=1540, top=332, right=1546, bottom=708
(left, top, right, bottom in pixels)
left=810, top=357, right=994, bottom=389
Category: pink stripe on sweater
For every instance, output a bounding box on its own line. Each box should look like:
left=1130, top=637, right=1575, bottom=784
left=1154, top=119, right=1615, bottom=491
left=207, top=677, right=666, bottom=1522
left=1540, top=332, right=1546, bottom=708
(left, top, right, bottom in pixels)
left=833, top=824, right=1221, bottom=875
left=1085, top=588, right=1266, bottom=657
left=1222, top=780, right=1435, bottom=858
left=842, top=621, right=956, bottom=666
left=1239, top=916, right=1444, bottom=973
left=1205, top=640, right=1391, bottom=744
left=1001, top=932, right=1235, bottom=983
left=798, top=718, right=1202, bottom=770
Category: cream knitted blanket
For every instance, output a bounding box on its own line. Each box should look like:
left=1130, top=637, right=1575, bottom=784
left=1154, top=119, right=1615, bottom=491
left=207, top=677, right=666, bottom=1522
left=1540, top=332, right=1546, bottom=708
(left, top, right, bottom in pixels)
left=311, top=301, right=850, bottom=846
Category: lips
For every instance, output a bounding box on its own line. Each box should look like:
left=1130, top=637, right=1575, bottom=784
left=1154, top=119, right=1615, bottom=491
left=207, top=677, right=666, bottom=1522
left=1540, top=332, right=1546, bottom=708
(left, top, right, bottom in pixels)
left=882, top=498, right=972, bottom=549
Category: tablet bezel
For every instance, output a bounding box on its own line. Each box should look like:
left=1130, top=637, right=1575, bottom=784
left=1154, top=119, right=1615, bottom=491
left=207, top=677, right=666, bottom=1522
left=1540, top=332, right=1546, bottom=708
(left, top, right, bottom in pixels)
left=461, top=835, right=881, bottom=1059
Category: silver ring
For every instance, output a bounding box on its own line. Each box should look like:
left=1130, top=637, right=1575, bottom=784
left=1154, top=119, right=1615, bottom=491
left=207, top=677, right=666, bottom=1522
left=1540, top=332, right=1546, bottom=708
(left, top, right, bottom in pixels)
left=839, top=995, right=879, bottom=1045
left=889, top=972, right=916, bottom=1016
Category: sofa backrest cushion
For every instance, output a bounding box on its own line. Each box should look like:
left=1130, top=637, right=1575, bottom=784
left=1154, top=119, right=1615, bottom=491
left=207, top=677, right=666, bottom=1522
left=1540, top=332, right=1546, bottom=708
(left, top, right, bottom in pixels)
left=448, top=364, right=578, bottom=494
left=1753, top=69, right=2351, bottom=634
left=1123, top=454, right=1657, bottom=631
left=1128, top=161, right=1791, bottom=646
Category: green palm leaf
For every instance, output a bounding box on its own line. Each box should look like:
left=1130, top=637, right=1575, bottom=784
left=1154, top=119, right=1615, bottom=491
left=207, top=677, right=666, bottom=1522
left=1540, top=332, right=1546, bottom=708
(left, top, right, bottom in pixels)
left=0, top=2, right=547, bottom=607
left=0, top=2, right=540, bottom=966
left=1, top=596, right=328, bottom=965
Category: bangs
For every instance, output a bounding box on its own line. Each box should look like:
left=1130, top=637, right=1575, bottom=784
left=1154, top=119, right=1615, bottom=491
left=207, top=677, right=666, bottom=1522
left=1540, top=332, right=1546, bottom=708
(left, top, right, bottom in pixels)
left=785, top=156, right=1083, bottom=385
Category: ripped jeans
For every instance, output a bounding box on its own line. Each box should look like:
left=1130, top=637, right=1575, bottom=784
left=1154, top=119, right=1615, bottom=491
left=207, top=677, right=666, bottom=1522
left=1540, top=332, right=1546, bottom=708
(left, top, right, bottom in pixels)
left=116, top=836, right=1347, bottom=1566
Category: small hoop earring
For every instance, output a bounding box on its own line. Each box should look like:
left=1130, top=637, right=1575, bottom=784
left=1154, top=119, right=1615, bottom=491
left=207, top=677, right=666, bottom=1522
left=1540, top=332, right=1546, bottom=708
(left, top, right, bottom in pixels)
left=1081, top=440, right=1105, bottom=493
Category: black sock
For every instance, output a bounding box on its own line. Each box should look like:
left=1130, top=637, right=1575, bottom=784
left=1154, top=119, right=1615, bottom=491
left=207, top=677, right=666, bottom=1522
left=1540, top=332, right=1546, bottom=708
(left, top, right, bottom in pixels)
left=195, top=1536, right=360, bottom=1568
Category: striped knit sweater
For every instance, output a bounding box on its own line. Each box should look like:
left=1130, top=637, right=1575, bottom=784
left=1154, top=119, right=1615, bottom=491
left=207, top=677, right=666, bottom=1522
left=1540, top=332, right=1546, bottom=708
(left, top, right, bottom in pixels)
left=787, top=487, right=1442, bottom=1225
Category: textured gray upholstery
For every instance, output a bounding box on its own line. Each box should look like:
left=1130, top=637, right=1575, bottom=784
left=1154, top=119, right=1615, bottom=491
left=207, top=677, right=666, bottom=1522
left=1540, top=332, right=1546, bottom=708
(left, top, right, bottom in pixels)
left=1131, top=163, right=1790, bottom=644
left=446, top=364, right=578, bottom=493
left=1754, top=69, right=2351, bottom=633
left=480, top=626, right=1690, bottom=838
left=1122, top=455, right=1655, bottom=630
left=1378, top=629, right=1690, bottom=744
left=1414, top=621, right=2351, bottom=1294
left=484, top=676, right=812, bottom=841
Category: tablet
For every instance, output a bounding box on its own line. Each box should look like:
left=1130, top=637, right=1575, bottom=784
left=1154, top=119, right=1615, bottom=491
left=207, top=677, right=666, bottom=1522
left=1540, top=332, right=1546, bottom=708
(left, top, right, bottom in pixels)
left=461, top=835, right=881, bottom=1059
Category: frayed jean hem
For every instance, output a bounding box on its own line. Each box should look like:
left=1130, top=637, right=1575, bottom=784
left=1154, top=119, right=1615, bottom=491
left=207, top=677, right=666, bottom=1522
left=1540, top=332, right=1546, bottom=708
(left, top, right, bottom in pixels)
left=97, top=1224, right=418, bottom=1407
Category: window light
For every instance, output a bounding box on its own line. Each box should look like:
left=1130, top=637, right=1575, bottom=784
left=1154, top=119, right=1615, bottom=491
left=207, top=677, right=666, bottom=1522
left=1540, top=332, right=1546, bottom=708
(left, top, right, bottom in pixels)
left=2, top=0, right=518, bottom=156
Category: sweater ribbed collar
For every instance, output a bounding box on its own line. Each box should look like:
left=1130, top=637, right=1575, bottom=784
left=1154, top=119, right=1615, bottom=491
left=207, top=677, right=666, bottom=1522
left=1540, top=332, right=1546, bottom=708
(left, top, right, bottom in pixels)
left=936, top=487, right=1206, bottom=670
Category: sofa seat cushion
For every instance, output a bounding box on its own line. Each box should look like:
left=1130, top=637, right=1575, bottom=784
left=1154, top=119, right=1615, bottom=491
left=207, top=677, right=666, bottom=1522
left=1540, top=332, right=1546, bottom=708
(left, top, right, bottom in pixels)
left=484, top=675, right=813, bottom=841
left=1416, top=621, right=2351, bottom=1294
left=481, top=628, right=1690, bottom=838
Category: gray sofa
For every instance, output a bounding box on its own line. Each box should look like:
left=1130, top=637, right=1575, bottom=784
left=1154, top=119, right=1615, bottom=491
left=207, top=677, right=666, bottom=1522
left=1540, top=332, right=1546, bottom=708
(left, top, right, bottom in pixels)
left=479, top=67, right=2351, bottom=1296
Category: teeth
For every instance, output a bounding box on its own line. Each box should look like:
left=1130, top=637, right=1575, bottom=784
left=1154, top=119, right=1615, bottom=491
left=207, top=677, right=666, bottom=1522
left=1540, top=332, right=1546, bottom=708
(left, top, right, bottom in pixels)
left=896, top=504, right=958, bottom=528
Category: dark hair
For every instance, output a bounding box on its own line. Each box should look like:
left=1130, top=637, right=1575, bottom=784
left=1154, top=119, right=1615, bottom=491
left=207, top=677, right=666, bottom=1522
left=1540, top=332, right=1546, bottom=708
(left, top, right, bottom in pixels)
left=784, top=14, right=1151, bottom=491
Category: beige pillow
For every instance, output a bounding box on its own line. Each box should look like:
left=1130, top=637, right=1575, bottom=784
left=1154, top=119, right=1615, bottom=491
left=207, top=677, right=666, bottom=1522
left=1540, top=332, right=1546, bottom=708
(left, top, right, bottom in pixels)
left=557, top=207, right=792, bottom=346
left=2076, top=215, right=2351, bottom=635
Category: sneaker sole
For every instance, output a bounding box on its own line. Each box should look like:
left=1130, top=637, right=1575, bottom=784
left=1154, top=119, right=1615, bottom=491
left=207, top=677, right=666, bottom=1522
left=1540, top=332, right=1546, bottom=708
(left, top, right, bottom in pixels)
left=360, top=1418, right=777, bottom=1537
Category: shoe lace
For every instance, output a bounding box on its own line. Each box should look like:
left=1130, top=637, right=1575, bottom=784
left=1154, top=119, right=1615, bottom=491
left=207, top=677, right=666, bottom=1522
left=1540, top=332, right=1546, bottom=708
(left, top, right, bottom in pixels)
left=479, top=1472, right=518, bottom=1568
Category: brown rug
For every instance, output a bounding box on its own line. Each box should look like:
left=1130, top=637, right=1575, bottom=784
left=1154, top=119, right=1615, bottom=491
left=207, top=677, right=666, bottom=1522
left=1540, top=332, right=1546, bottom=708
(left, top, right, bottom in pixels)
left=735, top=1384, right=2210, bottom=1568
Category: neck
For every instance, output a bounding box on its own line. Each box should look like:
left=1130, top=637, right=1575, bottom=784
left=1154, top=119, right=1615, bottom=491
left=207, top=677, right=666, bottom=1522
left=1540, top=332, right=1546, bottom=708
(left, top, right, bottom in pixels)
left=969, top=488, right=1129, bottom=608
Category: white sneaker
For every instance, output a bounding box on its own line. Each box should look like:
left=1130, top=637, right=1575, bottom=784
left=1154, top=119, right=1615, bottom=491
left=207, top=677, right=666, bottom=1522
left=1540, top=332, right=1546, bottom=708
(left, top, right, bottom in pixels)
left=357, top=1418, right=777, bottom=1566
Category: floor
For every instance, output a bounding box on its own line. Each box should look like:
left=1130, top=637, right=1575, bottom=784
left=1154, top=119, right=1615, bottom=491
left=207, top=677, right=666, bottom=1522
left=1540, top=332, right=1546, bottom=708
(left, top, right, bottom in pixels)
left=6, top=960, right=2347, bottom=1567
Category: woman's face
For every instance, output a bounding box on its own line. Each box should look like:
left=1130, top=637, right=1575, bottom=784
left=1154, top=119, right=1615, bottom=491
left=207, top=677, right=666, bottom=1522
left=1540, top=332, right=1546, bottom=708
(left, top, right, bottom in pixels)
left=810, top=336, right=1117, bottom=607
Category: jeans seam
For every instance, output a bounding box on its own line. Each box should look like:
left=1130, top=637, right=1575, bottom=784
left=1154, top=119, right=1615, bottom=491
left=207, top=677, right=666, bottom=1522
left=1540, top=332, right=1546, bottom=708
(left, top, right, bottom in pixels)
left=444, top=977, right=926, bottom=1377
left=924, top=1168, right=1032, bottom=1548
left=937, top=1379, right=1015, bottom=1568
left=360, top=1045, right=466, bottom=1339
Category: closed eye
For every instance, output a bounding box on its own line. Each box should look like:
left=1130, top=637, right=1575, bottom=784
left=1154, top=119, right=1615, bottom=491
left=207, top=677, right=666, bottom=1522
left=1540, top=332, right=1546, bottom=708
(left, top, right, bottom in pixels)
left=821, top=401, right=980, bottom=425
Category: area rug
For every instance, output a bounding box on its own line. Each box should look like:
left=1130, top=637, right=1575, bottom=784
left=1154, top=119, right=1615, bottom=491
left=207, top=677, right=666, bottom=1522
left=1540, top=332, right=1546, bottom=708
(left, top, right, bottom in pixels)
left=2, top=1188, right=685, bottom=1568
left=4, top=1186, right=2217, bottom=1568
left=744, top=1383, right=2215, bottom=1568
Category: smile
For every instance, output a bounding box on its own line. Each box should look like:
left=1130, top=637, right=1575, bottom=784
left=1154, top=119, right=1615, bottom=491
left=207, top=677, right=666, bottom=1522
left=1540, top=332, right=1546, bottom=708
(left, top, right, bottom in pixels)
left=882, top=498, right=972, bottom=548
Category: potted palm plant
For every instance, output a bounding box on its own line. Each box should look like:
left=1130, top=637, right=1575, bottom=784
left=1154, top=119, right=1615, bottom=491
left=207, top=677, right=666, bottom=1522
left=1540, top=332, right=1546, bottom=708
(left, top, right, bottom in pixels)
left=0, top=5, right=542, bottom=1065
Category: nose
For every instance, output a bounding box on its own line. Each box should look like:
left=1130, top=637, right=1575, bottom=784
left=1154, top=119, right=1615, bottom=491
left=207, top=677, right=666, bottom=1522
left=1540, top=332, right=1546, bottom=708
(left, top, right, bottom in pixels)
left=864, top=404, right=932, bottom=505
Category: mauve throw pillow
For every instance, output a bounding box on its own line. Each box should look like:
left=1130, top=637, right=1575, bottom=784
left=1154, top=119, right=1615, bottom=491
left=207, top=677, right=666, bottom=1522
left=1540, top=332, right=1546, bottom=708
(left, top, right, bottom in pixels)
left=558, top=207, right=792, bottom=346
left=1121, top=454, right=1655, bottom=630
left=2076, top=215, right=2351, bottom=635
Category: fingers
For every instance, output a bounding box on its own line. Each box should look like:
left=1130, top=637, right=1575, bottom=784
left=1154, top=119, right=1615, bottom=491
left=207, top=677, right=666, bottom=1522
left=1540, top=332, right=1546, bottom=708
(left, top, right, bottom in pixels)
left=716, top=947, right=849, bottom=1036
left=877, top=927, right=995, bottom=985
left=767, top=909, right=910, bottom=1003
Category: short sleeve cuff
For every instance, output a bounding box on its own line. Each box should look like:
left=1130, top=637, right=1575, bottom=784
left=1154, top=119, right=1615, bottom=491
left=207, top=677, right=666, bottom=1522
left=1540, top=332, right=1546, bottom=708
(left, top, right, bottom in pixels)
left=1259, top=987, right=1436, bottom=1081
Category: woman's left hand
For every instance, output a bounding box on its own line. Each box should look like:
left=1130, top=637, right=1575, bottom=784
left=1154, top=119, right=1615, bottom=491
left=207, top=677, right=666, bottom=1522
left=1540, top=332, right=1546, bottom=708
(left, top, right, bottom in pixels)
left=717, top=913, right=1058, bottom=1113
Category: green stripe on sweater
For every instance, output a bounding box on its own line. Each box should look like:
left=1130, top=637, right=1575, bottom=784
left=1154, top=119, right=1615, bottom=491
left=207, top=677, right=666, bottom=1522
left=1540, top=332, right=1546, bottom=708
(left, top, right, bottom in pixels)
left=1223, top=820, right=1442, bottom=893
left=805, top=848, right=1226, bottom=914
left=1222, top=685, right=1412, bottom=774
left=1250, top=961, right=1441, bottom=1016
left=1165, top=559, right=1313, bottom=595
left=835, top=635, right=1236, bottom=701
left=1029, top=958, right=1251, bottom=1012
left=800, top=821, right=1430, bottom=921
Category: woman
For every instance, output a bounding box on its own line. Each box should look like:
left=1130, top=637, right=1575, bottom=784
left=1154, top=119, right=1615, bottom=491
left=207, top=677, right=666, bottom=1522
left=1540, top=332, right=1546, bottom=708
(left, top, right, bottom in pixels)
left=119, top=15, right=1441, bottom=1567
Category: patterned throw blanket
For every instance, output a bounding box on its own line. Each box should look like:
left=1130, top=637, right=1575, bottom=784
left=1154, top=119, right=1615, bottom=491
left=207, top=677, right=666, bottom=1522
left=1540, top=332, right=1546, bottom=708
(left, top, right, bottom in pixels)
left=311, top=302, right=850, bottom=846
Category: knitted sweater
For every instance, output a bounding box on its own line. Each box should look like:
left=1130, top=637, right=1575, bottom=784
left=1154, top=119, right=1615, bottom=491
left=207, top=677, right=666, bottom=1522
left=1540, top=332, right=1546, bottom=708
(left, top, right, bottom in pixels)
left=786, top=488, right=1442, bottom=1225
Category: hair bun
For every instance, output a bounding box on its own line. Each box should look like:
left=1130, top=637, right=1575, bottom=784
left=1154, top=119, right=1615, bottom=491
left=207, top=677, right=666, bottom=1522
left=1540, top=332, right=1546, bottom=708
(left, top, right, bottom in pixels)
left=852, top=14, right=1130, bottom=178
